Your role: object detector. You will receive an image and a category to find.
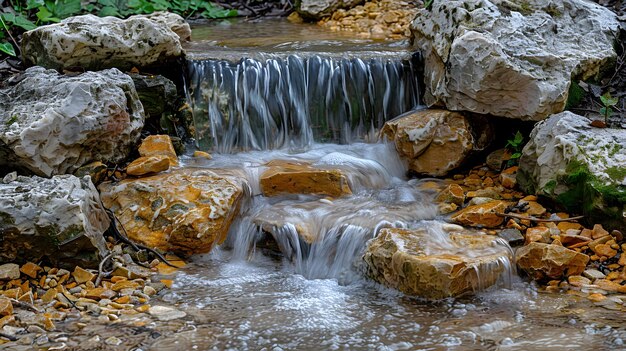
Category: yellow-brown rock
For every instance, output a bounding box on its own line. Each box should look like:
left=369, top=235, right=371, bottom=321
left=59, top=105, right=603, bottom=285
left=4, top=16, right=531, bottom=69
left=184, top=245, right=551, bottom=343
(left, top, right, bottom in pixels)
left=516, top=242, right=590, bottom=280
left=363, top=226, right=510, bottom=299
left=451, top=201, right=510, bottom=228
left=126, top=155, right=170, bottom=176
left=192, top=151, right=212, bottom=159
left=525, top=227, right=551, bottom=244
left=0, top=297, right=12, bottom=316
left=99, top=168, right=244, bottom=255
left=138, top=135, right=179, bottom=166
left=72, top=266, right=95, bottom=284
left=260, top=160, right=351, bottom=197
left=592, top=244, right=617, bottom=258
left=435, top=184, right=465, bottom=206
left=381, top=109, right=485, bottom=176
left=19, top=262, right=41, bottom=279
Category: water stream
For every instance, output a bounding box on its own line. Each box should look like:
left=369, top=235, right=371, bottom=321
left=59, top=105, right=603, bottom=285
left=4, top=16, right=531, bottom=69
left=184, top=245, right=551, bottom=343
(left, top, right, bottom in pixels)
left=143, top=19, right=626, bottom=350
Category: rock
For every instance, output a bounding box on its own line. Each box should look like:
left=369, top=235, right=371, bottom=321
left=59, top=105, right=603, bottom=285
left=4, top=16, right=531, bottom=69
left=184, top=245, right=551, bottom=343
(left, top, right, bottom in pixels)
left=583, top=268, right=606, bottom=280
left=0, top=173, right=109, bottom=268
left=297, top=0, right=364, bottom=19
left=568, top=275, right=591, bottom=287
left=0, top=264, right=20, bottom=280
left=451, top=200, right=510, bottom=228
left=22, top=13, right=186, bottom=71
left=498, top=228, right=524, bottom=247
left=516, top=242, right=589, bottom=280
left=74, top=162, right=108, bottom=186
left=130, top=74, right=193, bottom=139
left=141, top=12, right=191, bottom=41
left=99, top=168, right=244, bottom=256
left=260, top=160, right=351, bottom=197
left=0, top=297, right=13, bottom=317
left=19, top=262, right=41, bottom=279
left=435, top=184, right=465, bottom=206
left=363, top=225, right=511, bottom=299
left=138, top=135, right=179, bottom=167
left=148, top=305, right=186, bottom=321
left=525, top=227, right=551, bottom=244
left=193, top=151, right=212, bottom=159
left=486, top=149, right=508, bottom=171
left=381, top=109, right=491, bottom=176
left=0, top=67, right=144, bottom=177
left=592, top=224, right=610, bottom=239
left=72, top=267, right=95, bottom=284
left=517, top=112, right=626, bottom=231
left=411, top=0, right=620, bottom=120
left=126, top=155, right=170, bottom=176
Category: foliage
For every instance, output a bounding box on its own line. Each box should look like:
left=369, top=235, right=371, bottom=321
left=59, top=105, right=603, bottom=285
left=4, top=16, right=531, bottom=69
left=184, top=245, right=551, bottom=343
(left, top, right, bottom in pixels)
left=0, top=0, right=237, bottom=57
left=505, top=131, right=524, bottom=167
left=599, top=92, right=619, bottom=123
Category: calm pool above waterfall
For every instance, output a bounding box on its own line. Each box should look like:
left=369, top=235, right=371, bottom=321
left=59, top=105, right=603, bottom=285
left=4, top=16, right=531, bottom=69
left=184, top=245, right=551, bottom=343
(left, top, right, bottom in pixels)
left=146, top=19, right=626, bottom=350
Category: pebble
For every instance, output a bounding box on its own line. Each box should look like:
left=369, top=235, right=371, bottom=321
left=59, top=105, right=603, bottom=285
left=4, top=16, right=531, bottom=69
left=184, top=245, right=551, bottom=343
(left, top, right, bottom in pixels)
left=583, top=269, right=606, bottom=280
left=0, top=264, right=20, bottom=280
left=148, top=305, right=186, bottom=321
left=105, top=336, right=123, bottom=346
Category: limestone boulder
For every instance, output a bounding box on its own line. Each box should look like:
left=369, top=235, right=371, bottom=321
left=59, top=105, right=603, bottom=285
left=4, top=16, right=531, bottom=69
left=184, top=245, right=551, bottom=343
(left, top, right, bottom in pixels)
left=382, top=109, right=491, bottom=176
left=363, top=225, right=511, bottom=299
left=0, top=67, right=144, bottom=177
left=22, top=13, right=186, bottom=71
left=411, top=0, right=620, bottom=120
left=99, top=168, right=245, bottom=256
left=260, top=160, right=352, bottom=197
left=517, top=112, right=626, bottom=231
left=142, top=12, right=192, bottom=41
left=297, top=0, right=364, bottom=19
left=516, top=242, right=590, bottom=280
left=0, top=173, right=110, bottom=268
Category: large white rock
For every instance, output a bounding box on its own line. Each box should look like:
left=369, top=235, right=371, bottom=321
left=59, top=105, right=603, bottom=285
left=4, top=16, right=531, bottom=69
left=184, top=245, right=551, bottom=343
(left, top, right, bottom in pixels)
left=22, top=13, right=187, bottom=71
left=297, top=0, right=364, bottom=19
left=517, top=112, right=626, bottom=231
left=411, top=0, right=620, bottom=121
left=0, top=67, right=144, bottom=177
left=0, top=173, right=110, bottom=268
left=363, top=224, right=511, bottom=299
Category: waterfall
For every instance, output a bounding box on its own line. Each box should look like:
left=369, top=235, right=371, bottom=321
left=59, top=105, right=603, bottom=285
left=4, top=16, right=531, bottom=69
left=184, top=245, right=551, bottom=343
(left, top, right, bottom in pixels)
left=186, top=53, right=422, bottom=152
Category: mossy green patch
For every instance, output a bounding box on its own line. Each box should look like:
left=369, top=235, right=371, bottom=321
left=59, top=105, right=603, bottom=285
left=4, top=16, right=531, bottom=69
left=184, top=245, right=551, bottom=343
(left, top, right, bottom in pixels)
left=606, top=166, right=626, bottom=182
left=565, top=81, right=585, bottom=109
left=4, top=114, right=18, bottom=126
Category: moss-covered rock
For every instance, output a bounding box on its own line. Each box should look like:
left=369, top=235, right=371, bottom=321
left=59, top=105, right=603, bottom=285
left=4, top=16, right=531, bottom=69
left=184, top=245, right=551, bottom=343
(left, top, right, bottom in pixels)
left=518, top=112, right=626, bottom=231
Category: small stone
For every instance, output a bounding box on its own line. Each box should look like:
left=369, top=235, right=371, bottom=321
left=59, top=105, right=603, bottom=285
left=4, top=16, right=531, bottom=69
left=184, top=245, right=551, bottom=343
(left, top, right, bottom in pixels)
left=40, top=289, right=57, bottom=303
left=588, top=293, right=607, bottom=302
left=20, top=262, right=41, bottom=279
left=593, top=244, right=618, bottom=258
left=126, top=155, right=170, bottom=176
left=111, top=281, right=139, bottom=292
left=138, top=135, right=179, bottom=166
left=592, top=224, right=610, bottom=239
left=192, top=151, right=212, bottom=159
left=499, top=228, right=524, bottom=247
left=0, top=297, right=13, bottom=317
left=525, top=227, right=551, bottom=244
left=522, top=201, right=546, bottom=216
left=583, top=269, right=606, bottom=280
left=0, top=264, right=20, bottom=281
left=451, top=201, right=510, bottom=228
left=499, top=173, right=517, bottom=189
left=72, top=267, right=95, bottom=285
left=148, top=305, right=186, bottom=321
left=568, top=275, right=591, bottom=287
left=557, top=222, right=583, bottom=232
left=84, top=288, right=117, bottom=300
left=438, top=202, right=458, bottom=214
left=435, top=184, right=465, bottom=206
left=143, top=286, right=157, bottom=296
left=105, top=336, right=122, bottom=346
left=612, top=230, right=623, bottom=242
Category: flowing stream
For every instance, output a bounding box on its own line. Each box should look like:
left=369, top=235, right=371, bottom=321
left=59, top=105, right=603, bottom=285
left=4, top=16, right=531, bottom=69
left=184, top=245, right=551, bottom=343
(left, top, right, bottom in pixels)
left=141, top=19, right=626, bottom=350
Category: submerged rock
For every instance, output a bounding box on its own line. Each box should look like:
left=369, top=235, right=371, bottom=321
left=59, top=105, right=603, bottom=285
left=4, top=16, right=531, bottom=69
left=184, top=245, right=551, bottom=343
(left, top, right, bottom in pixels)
left=411, top=0, right=620, bottom=120
left=363, top=226, right=510, bottom=299
left=381, top=109, right=491, bottom=176
left=297, top=0, right=364, bottom=19
left=517, top=112, right=626, bottom=231
left=0, top=67, right=144, bottom=177
left=99, top=168, right=245, bottom=256
left=516, top=242, right=589, bottom=280
left=22, top=13, right=186, bottom=71
left=260, top=160, right=352, bottom=197
left=0, top=173, right=110, bottom=268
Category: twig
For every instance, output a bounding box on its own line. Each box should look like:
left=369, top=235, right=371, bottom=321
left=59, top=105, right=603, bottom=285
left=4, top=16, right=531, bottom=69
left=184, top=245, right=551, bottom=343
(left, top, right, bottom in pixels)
left=10, top=299, right=40, bottom=313
left=60, top=292, right=80, bottom=311
left=95, top=252, right=114, bottom=287
left=496, top=212, right=584, bottom=222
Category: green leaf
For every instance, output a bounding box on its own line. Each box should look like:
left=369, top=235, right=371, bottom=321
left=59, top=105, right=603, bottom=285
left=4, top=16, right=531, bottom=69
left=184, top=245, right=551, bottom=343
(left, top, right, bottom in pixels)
left=510, top=152, right=522, bottom=159
left=54, top=0, right=82, bottom=19
left=513, top=131, right=523, bottom=144
left=1, top=13, right=37, bottom=30
left=99, top=6, right=121, bottom=17
left=600, top=92, right=619, bottom=107
left=0, top=42, right=15, bottom=56
left=600, top=106, right=613, bottom=117
left=36, top=7, right=60, bottom=22
left=26, top=0, right=45, bottom=10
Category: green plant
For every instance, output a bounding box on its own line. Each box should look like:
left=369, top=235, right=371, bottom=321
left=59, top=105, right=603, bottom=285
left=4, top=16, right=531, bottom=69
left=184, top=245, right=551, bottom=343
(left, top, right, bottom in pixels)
left=600, top=92, right=619, bottom=124
left=505, top=131, right=524, bottom=167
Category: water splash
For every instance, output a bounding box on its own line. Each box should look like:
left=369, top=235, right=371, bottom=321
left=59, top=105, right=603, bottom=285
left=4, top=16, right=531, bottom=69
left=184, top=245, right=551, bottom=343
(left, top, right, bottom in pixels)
left=186, top=54, right=422, bottom=152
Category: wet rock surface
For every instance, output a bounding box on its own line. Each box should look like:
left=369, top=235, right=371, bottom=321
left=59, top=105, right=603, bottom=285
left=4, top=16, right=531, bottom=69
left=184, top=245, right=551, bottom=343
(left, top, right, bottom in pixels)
left=260, top=160, right=352, bottom=197
left=0, top=67, right=144, bottom=177
left=297, top=0, right=364, bottom=19
left=382, top=109, right=491, bottom=176
left=363, top=225, right=510, bottom=299
left=0, top=173, right=109, bottom=268
left=411, top=0, right=620, bottom=121
left=22, top=13, right=186, bottom=71
left=517, top=112, right=626, bottom=231
left=99, top=168, right=245, bottom=256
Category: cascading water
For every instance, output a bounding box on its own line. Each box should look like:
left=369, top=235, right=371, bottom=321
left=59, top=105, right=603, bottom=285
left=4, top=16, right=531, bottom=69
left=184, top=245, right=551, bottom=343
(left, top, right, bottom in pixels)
left=186, top=53, right=422, bottom=152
